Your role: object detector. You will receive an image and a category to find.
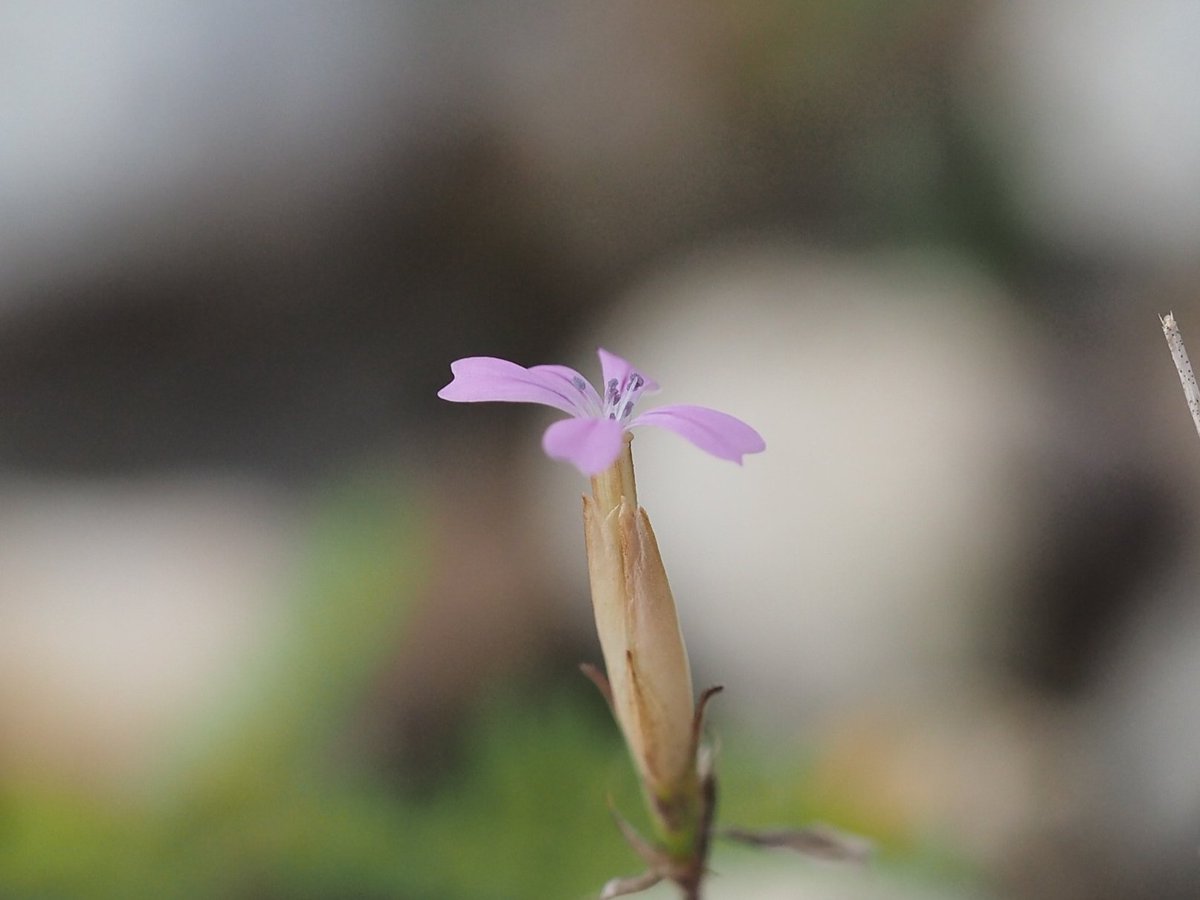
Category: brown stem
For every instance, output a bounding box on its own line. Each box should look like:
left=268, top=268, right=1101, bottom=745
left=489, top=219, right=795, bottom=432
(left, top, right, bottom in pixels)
left=675, top=858, right=703, bottom=900
left=669, top=764, right=716, bottom=900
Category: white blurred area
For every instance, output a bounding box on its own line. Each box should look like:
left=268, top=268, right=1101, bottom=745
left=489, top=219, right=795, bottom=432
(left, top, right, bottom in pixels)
left=530, top=244, right=1061, bottom=868
left=965, top=0, right=1200, bottom=267
left=0, top=479, right=294, bottom=788
left=537, top=244, right=1048, bottom=717
left=598, top=246, right=1046, bottom=721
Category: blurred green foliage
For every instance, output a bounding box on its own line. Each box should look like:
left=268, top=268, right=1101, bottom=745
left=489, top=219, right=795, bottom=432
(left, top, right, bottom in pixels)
left=0, top=470, right=980, bottom=899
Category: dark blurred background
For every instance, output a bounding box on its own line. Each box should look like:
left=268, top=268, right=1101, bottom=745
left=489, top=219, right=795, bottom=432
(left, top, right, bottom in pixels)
left=2, top=3, right=1199, bottom=898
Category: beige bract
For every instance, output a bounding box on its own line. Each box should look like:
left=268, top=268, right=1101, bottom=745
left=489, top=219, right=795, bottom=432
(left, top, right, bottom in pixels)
left=583, top=440, right=696, bottom=802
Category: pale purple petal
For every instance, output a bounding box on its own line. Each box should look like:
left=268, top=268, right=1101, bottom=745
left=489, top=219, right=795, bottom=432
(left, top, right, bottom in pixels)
left=631, top=404, right=765, bottom=464
left=437, top=357, right=591, bottom=416
left=597, top=348, right=659, bottom=395
left=597, top=348, right=633, bottom=392
left=542, top=416, right=627, bottom=476
left=529, top=364, right=602, bottom=416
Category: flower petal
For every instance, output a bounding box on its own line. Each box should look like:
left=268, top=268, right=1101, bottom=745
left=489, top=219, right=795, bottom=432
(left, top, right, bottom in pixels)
left=437, top=357, right=592, bottom=416
left=631, top=404, right=765, bottom=464
left=542, top=416, right=627, bottom=476
left=597, top=348, right=659, bottom=395
left=529, top=364, right=602, bottom=416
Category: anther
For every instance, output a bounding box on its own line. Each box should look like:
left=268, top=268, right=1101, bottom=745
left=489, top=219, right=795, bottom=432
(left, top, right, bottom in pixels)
left=606, top=378, right=619, bottom=406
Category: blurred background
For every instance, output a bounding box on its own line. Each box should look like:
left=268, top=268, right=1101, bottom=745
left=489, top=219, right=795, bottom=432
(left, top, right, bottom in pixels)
left=2, top=2, right=1199, bottom=898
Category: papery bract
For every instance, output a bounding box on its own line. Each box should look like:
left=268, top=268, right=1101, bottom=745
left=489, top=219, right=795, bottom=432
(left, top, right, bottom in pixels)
left=583, top=490, right=696, bottom=799
left=437, top=348, right=765, bottom=475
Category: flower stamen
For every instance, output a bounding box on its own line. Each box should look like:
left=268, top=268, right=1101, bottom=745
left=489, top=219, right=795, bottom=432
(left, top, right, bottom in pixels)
left=605, top=370, right=649, bottom=422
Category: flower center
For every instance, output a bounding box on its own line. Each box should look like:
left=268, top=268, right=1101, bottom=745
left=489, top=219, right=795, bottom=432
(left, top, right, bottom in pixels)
left=604, top=372, right=646, bottom=422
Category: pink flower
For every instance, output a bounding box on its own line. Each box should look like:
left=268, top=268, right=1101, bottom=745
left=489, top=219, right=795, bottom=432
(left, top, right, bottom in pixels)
left=437, top=348, right=765, bottom=475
